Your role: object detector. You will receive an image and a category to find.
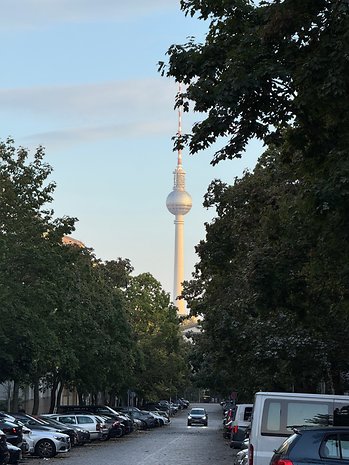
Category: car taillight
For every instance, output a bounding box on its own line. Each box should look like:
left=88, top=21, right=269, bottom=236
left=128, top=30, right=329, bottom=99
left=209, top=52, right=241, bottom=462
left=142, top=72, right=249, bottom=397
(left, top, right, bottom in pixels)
left=248, top=443, right=254, bottom=465
left=233, top=425, right=238, bottom=433
left=271, top=460, right=293, bottom=465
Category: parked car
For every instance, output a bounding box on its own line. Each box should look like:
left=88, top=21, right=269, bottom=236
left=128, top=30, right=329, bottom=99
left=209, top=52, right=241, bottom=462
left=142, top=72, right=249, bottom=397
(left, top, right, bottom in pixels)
left=37, top=415, right=84, bottom=446
left=176, top=398, right=189, bottom=409
left=249, top=391, right=349, bottom=465
left=96, top=415, right=124, bottom=439
left=108, top=412, right=134, bottom=435
left=6, top=443, right=21, bottom=465
left=124, top=410, right=157, bottom=429
left=146, top=410, right=170, bottom=425
left=223, top=406, right=236, bottom=438
left=233, top=440, right=249, bottom=465
left=229, top=404, right=253, bottom=448
left=143, top=411, right=167, bottom=426
left=270, top=427, right=349, bottom=465
left=141, top=403, right=171, bottom=418
left=56, top=405, right=135, bottom=435
left=159, top=401, right=178, bottom=416
left=22, top=427, right=71, bottom=458
left=0, top=430, right=9, bottom=465
left=0, top=420, right=22, bottom=448
left=187, top=408, right=208, bottom=426
left=10, top=412, right=79, bottom=451
left=45, top=414, right=109, bottom=441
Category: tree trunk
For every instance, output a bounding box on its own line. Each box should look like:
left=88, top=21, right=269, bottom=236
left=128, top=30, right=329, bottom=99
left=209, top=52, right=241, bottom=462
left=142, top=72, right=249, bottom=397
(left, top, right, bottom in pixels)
left=57, top=383, right=64, bottom=409
left=49, top=378, right=59, bottom=413
left=332, top=368, right=344, bottom=394
left=11, top=381, right=19, bottom=412
left=32, top=380, right=40, bottom=415
left=78, top=391, right=84, bottom=405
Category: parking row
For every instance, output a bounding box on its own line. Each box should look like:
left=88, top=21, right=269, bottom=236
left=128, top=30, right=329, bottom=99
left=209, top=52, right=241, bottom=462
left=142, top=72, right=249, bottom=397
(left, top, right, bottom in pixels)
left=0, top=399, right=190, bottom=464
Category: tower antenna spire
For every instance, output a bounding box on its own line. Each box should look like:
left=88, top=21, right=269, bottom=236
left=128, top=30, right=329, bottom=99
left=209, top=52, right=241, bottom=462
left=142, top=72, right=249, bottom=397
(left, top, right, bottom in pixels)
left=177, top=82, right=182, bottom=167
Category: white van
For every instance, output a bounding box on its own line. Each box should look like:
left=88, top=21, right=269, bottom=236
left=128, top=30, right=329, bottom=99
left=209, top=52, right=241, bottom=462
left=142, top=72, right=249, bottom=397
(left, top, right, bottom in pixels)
left=249, top=391, right=349, bottom=465
left=230, top=404, right=253, bottom=448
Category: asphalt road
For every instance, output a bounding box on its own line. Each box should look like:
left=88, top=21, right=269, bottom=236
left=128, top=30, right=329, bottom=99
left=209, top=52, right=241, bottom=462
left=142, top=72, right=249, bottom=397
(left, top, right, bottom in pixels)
left=23, top=403, right=234, bottom=465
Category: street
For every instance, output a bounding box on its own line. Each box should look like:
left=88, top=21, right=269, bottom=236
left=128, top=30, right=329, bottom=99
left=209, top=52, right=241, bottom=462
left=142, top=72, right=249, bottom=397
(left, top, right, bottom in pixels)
left=24, top=403, right=234, bottom=465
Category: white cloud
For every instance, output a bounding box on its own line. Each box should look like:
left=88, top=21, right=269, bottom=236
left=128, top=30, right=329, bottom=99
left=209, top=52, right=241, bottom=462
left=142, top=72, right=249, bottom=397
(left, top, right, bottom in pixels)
left=22, top=119, right=174, bottom=150
left=0, top=77, right=181, bottom=150
left=0, top=0, right=177, bottom=30
left=0, top=78, right=177, bottom=124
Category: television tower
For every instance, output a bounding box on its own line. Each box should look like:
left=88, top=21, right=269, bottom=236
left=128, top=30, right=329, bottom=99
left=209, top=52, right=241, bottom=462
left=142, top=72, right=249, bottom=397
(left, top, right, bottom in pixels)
left=166, top=84, right=192, bottom=316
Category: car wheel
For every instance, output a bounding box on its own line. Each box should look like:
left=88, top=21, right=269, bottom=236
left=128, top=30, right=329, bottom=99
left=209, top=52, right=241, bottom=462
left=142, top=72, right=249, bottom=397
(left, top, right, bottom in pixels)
left=204, top=422, right=208, bottom=426
left=35, top=439, right=57, bottom=458
left=187, top=422, right=191, bottom=426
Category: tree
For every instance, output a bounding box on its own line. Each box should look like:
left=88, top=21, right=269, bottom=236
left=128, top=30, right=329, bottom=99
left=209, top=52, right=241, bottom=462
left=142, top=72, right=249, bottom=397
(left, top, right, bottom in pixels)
left=125, top=273, right=190, bottom=401
left=159, top=0, right=349, bottom=397
left=183, top=146, right=349, bottom=397
left=0, top=138, right=76, bottom=410
left=160, top=0, right=349, bottom=164
left=45, top=250, right=136, bottom=410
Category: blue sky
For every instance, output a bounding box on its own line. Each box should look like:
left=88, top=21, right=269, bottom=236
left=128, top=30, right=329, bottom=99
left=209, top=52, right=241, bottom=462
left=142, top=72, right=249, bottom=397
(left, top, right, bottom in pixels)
left=0, top=0, right=262, bottom=297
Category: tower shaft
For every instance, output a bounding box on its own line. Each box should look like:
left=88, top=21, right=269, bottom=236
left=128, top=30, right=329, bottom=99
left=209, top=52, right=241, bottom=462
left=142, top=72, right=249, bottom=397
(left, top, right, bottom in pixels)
left=173, top=214, right=185, bottom=315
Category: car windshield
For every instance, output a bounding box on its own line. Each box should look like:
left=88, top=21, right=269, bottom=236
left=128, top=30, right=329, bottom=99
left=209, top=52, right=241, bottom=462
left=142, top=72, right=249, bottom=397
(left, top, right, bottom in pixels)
left=191, top=409, right=205, bottom=415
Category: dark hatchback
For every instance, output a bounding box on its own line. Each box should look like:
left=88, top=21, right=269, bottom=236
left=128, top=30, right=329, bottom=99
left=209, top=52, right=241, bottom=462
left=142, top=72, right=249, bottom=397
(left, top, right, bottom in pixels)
left=187, top=408, right=208, bottom=427
left=270, top=427, right=349, bottom=465
left=0, top=420, right=22, bottom=447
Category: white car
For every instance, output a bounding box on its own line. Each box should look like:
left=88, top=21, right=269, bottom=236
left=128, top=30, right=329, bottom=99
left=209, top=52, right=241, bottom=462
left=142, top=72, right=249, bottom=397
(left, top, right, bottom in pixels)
left=44, top=413, right=109, bottom=440
left=22, top=428, right=71, bottom=458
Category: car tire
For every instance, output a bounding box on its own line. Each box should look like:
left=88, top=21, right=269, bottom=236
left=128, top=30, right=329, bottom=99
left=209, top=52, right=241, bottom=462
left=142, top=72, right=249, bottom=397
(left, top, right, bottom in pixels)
left=204, top=422, right=208, bottom=426
left=187, top=422, right=191, bottom=426
left=35, top=439, right=57, bottom=458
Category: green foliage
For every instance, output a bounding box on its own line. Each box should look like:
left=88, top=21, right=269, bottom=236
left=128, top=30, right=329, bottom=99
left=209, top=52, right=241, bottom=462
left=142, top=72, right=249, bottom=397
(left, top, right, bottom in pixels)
left=161, top=0, right=349, bottom=164
left=125, top=273, right=190, bottom=401
left=160, top=0, right=349, bottom=398
left=183, top=145, right=349, bottom=397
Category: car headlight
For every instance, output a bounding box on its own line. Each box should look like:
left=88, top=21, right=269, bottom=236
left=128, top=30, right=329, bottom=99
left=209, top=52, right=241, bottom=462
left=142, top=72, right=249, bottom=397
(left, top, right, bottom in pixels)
left=188, top=415, right=192, bottom=419
left=53, top=435, right=66, bottom=441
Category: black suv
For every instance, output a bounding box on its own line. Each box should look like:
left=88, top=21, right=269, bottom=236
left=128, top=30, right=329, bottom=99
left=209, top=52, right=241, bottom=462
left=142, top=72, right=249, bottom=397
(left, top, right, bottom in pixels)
left=270, top=427, right=349, bottom=465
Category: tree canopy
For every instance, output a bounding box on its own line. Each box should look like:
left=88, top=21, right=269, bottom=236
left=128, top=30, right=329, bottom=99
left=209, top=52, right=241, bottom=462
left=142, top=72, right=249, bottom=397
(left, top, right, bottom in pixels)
left=160, top=0, right=349, bottom=399
left=160, top=0, right=349, bottom=164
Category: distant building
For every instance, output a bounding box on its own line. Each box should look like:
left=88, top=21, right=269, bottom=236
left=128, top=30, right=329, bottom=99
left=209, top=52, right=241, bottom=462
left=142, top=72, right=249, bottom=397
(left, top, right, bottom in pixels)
left=62, top=236, right=85, bottom=248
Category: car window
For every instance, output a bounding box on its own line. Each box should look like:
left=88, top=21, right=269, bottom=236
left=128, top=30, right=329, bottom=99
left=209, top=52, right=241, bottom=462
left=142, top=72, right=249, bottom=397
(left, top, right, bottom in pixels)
left=262, top=399, right=332, bottom=435
left=265, top=401, right=281, bottom=431
left=244, top=407, right=253, bottom=421
left=321, top=434, right=341, bottom=459
left=341, top=434, right=349, bottom=459
left=321, top=433, right=349, bottom=460
left=58, top=416, right=75, bottom=424
left=77, top=417, right=94, bottom=425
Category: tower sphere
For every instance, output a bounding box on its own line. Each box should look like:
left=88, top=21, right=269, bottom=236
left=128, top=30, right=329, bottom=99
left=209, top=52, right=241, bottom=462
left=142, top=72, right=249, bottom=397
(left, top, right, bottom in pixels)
left=166, top=189, right=192, bottom=216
